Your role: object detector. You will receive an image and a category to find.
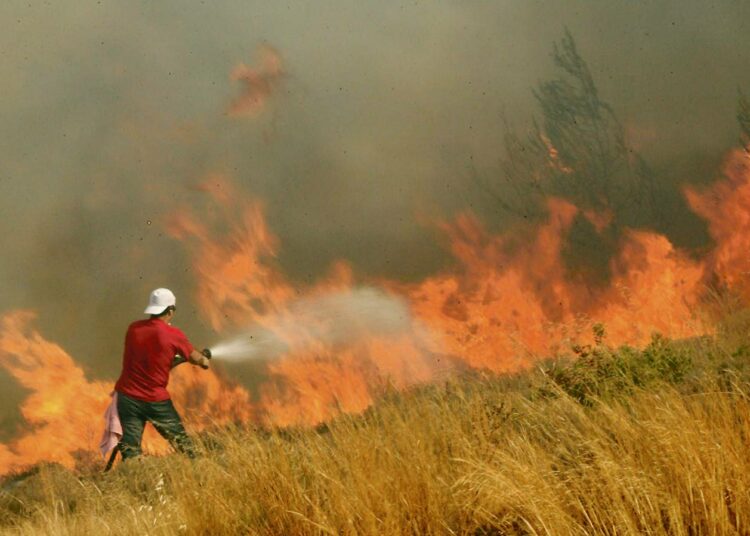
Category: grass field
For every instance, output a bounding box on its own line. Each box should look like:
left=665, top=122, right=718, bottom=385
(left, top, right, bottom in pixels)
left=1, top=319, right=750, bottom=535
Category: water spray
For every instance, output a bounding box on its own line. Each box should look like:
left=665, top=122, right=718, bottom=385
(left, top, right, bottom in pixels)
left=207, top=287, right=416, bottom=363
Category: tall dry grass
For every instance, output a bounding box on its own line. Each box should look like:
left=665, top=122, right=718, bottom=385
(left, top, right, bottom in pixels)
left=1, top=334, right=749, bottom=535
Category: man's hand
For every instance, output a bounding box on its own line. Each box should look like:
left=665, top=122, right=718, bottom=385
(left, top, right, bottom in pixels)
left=188, top=350, right=210, bottom=369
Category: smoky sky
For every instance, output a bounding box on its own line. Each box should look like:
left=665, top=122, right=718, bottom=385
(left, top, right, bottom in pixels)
left=1, top=0, right=750, bottom=428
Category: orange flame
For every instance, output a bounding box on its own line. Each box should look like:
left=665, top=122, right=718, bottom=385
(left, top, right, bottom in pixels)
left=686, top=148, right=750, bottom=299
left=0, top=310, right=253, bottom=474
left=4, top=146, right=750, bottom=475
left=0, top=311, right=111, bottom=472
left=541, top=134, right=574, bottom=174
left=406, top=199, right=705, bottom=373
left=166, top=188, right=438, bottom=427
left=166, top=185, right=710, bottom=427
left=227, top=44, right=284, bottom=117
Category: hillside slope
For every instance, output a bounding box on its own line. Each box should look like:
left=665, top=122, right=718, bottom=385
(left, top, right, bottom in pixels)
left=1, top=324, right=749, bottom=535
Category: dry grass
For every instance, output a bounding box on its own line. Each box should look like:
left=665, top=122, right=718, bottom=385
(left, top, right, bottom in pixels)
left=1, top=335, right=750, bottom=535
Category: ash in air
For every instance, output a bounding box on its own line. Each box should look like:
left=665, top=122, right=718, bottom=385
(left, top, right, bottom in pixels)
left=209, top=287, right=414, bottom=362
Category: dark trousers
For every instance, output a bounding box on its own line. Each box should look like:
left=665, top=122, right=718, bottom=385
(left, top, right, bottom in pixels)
left=116, top=392, right=196, bottom=460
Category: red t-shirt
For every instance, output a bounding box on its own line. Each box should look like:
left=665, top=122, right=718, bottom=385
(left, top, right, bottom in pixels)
left=114, top=318, right=194, bottom=402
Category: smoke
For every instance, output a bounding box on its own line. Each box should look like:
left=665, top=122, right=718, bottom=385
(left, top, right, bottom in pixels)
left=210, top=287, right=414, bottom=362
left=1, top=0, right=750, bottom=432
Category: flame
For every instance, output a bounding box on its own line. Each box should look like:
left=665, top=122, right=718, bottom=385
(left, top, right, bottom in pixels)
left=4, top=145, right=750, bottom=474
left=0, top=311, right=253, bottom=474
left=406, top=200, right=579, bottom=372
left=541, top=134, right=574, bottom=174
left=167, top=187, right=709, bottom=426
left=0, top=311, right=111, bottom=472
left=686, top=148, right=750, bottom=299
left=227, top=44, right=284, bottom=117
left=599, top=230, right=705, bottom=342
left=168, top=366, right=255, bottom=429
left=167, top=196, right=437, bottom=426
left=406, top=200, right=705, bottom=373
left=582, top=207, right=614, bottom=233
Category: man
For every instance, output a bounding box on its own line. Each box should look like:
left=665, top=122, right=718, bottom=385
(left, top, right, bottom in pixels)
left=113, top=288, right=210, bottom=460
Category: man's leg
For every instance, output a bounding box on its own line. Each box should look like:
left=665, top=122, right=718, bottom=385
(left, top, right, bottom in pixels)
left=147, top=399, right=196, bottom=458
left=116, top=392, right=147, bottom=460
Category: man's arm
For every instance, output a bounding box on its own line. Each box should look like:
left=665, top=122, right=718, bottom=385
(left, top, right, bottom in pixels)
left=187, top=349, right=210, bottom=369
left=170, top=327, right=210, bottom=369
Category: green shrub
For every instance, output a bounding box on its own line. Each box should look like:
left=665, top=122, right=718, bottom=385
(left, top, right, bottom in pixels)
left=541, top=326, right=694, bottom=405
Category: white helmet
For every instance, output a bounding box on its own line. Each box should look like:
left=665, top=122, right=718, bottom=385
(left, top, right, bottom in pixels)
left=144, top=288, right=177, bottom=315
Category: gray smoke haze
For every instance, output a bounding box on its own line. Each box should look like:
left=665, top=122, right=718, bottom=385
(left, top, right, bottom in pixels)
left=1, top=1, right=750, bottom=431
